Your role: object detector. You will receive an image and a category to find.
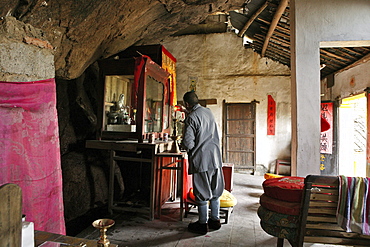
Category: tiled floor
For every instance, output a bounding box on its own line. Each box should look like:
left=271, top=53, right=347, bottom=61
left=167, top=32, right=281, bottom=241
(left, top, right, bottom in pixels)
left=76, top=172, right=339, bottom=247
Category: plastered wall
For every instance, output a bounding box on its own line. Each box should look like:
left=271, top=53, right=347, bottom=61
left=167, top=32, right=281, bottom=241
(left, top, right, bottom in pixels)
left=291, top=0, right=370, bottom=176
left=163, top=32, right=291, bottom=172
left=332, top=60, right=370, bottom=99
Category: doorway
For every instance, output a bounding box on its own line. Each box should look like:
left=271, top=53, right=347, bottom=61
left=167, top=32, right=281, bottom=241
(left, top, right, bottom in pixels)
left=222, top=102, right=256, bottom=173
left=338, top=93, right=367, bottom=177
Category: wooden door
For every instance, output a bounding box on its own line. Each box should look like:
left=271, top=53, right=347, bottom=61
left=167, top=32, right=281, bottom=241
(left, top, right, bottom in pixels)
left=223, top=102, right=256, bottom=173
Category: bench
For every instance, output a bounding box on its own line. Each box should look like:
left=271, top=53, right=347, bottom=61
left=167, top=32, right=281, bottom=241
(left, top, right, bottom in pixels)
left=277, top=175, right=370, bottom=246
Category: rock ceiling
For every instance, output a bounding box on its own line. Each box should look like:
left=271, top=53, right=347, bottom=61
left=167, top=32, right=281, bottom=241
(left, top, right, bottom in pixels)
left=1, top=0, right=245, bottom=79
left=1, top=0, right=369, bottom=80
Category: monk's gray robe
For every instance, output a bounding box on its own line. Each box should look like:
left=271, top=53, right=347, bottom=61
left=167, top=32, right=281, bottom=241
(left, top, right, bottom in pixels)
left=182, top=104, right=224, bottom=201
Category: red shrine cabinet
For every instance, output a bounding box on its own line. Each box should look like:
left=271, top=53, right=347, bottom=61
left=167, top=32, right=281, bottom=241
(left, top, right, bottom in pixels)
left=87, top=45, right=186, bottom=221
left=96, top=45, right=177, bottom=142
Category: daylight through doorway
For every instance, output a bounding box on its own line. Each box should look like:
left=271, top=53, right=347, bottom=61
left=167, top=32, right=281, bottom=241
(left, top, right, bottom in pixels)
left=338, top=93, right=367, bottom=177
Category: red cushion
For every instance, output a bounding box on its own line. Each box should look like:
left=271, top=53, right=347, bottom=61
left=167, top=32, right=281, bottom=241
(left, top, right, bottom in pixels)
left=259, top=193, right=301, bottom=215
left=262, top=176, right=304, bottom=202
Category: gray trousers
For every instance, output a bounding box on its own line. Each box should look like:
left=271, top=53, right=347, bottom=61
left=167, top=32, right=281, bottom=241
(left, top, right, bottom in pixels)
left=192, top=168, right=224, bottom=223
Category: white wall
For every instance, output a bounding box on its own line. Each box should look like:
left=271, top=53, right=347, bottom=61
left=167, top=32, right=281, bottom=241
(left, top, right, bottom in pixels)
left=291, top=0, right=370, bottom=176
left=332, top=60, right=370, bottom=99
left=163, top=32, right=291, bottom=171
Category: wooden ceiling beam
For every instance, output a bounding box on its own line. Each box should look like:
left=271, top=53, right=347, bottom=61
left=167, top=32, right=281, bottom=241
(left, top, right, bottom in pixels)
left=256, top=33, right=290, bottom=47
left=238, top=1, right=269, bottom=37
left=319, top=53, right=347, bottom=67
left=257, top=17, right=290, bottom=34
left=340, top=47, right=363, bottom=56
left=260, top=25, right=290, bottom=39
left=253, top=42, right=291, bottom=60
left=319, top=59, right=341, bottom=70
left=321, top=49, right=352, bottom=63
left=335, top=48, right=362, bottom=60
left=254, top=35, right=290, bottom=53
left=253, top=47, right=290, bottom=65
left=271, top=35, right=290, bottom=46
left=336, top=52, right=370, bottom=74
left=261, top=0, right=289, bottom=57
left=252, top=40, right=291, bottom=67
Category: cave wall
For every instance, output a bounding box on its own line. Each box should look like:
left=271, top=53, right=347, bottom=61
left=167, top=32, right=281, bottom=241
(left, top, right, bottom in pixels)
left=0, top=16, right=54, bottom=81
left=56, top=64, right=112, bottom=235
left=1, top=0, right=246, bottom=80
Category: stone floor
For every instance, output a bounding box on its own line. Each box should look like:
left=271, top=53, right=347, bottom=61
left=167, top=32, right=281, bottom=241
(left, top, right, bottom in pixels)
left=76, top=172, right=341, bottom=247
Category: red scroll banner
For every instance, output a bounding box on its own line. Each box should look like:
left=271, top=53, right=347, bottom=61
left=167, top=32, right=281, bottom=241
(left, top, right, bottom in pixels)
left=320, top=102, right=333, bottom=154
left=267, top=95, right=276, bottom=135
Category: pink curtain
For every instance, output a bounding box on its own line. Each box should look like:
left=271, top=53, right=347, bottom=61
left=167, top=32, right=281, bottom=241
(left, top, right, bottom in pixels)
left=0, top=78, right=66, bottom=235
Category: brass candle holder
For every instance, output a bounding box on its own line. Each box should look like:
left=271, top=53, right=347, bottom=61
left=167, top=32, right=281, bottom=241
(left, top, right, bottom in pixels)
left=170, top=118, right=181, bottom=153
left=92, top=218, right=115, bottom=247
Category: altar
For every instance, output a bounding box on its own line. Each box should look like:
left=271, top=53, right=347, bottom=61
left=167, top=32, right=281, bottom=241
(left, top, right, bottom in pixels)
left=86, top=140, right=188, bottom=221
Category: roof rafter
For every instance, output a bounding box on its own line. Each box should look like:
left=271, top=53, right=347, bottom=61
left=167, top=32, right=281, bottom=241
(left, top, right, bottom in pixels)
left=261, top=0, right=289, bottom=57
left=238, top=1, right=269, bottom=38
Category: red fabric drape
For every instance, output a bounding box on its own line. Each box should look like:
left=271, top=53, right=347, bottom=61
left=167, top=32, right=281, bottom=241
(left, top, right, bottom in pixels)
left=132, top=55, right=150, bottom=110
left=182, top=158, right=193, bottom=202
left=0, top=78, right=66, bottom=235
left=161, top=46, right=177, bottom=106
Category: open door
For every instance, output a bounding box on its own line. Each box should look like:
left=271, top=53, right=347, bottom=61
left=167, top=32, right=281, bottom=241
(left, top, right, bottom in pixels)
left=338, top=93, right=367, bottom=177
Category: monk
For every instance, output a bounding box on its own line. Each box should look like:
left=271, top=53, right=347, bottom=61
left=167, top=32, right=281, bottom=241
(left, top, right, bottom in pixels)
left=181, top=91, right=225, bottom=235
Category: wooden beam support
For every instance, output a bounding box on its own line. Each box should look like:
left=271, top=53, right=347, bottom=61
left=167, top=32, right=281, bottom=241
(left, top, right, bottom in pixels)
left=255, top=33, right=290, bottom=47
left=261, top=0, right=289, bottom=57
left=336, top=52, right=370, bottom=74
left=336, top=48, right=360, bottom=60
left=238, top=1, right=269, bottom=37
left=252, top=42, right=291, bottom=62
left=320, top=49, right=352, bottom=62
left=260, top=26, right=290, bottom=40
left=258, top=17, right=290, bottom=34
left=319, top=53, right=347, bottom=67
left=340, top=47, right=363, bottom=57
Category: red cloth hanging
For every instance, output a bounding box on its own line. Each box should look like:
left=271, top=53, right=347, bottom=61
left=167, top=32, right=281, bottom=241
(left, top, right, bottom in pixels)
left=0, top=78, right=66, bottom=235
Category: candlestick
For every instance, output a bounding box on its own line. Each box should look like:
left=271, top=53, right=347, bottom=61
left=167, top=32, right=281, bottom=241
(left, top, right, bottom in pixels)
left=92, top=219, right=115, bottom=247
left=170, top=118, right=181, bottom=153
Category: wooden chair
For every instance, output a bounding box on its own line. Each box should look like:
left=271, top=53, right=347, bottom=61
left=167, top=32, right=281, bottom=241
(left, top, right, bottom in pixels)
left=275, top=159, right=291, bottom=175
left=278, top=175, right=370, bottom=247
left=0, top=183, right=22, bottom=247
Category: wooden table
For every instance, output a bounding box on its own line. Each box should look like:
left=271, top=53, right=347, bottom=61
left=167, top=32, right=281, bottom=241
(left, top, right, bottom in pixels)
left=35, top=230, right=118, bottom=246
left=86, top=140, right=184, bottom=220
left=155, top=151, right=187, bottom=220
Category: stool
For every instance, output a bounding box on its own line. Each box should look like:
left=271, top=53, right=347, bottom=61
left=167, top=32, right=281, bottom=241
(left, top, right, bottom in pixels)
left=184, top=189, right=237, bottom=224
left=184, top=198, right=234, bottom=224
left=222, top=163, right=234, bottom=192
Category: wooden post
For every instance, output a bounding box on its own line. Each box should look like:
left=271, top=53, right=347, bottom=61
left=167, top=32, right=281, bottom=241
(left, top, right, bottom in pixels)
left=0, top=183, right=22, bottom=247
